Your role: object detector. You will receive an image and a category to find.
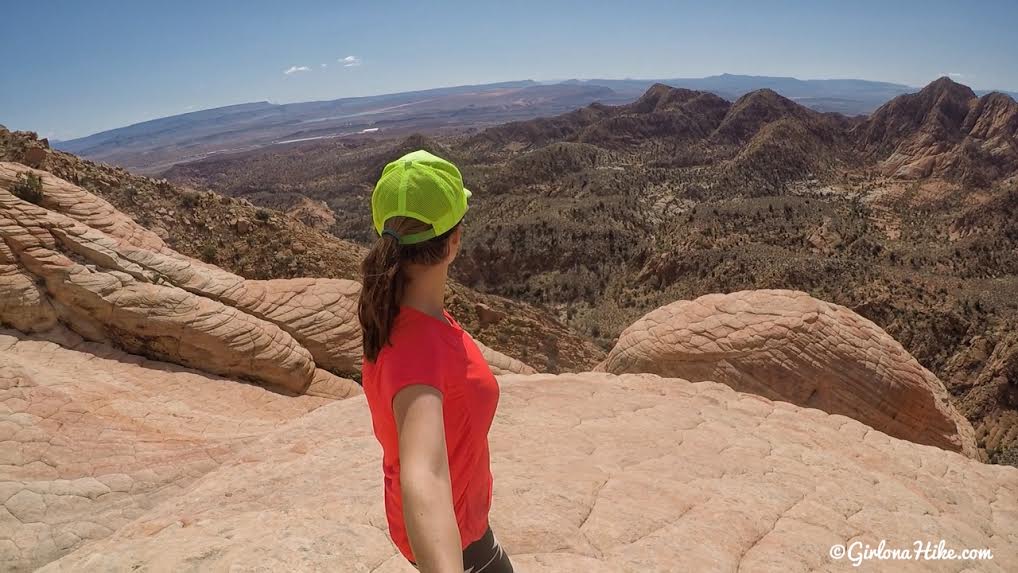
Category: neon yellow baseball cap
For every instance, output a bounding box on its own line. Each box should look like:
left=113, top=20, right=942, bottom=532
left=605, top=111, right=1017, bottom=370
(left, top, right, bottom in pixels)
left=371, top=149, right=472, bottom=245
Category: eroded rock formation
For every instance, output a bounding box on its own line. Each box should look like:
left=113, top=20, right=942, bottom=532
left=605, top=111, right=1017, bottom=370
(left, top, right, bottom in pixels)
left=604, top=290, right=978, bottom=458
left=857, top=77, right=1018, bottom=184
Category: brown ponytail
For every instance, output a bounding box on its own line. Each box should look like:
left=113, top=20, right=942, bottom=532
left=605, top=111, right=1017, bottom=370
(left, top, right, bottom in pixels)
left=358, top=216, right=460, bottom=362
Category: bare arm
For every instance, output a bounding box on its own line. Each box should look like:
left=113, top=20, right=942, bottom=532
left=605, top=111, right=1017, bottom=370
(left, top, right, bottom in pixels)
left=393, top=385, right=463, bottom=573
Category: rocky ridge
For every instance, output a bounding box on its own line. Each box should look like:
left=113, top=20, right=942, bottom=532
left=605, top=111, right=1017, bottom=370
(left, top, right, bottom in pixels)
left=857, top=77, right=1018, bottom=185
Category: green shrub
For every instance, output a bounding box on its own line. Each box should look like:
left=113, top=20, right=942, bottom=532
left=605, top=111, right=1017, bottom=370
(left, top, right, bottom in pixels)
left=181, top=190, right=201, bottom=208
left=201, top=244, right=218, bottom=261
left=255, top=209, right=271, bottom=222
left=11, top=172, right=43, bottom=204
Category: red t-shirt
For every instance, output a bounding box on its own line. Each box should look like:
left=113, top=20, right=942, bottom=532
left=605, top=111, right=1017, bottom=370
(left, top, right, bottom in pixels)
left=362, top=305, right=500, bottom=563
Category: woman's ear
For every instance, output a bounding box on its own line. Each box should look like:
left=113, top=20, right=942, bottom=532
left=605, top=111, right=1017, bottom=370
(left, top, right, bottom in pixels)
left=448, top=225, right=463, bottom=260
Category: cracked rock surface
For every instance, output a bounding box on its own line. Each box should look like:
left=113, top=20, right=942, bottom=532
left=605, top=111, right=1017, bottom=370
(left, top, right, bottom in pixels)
left=604, top=290, right=978, bottom=458
left=39, top=373, right=1018, bottom=572
left=0, top=331, right=334, bottom=571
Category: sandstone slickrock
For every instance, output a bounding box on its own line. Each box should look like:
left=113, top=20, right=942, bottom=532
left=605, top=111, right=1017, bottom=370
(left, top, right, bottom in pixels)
left=0, top=163, right=167, bottom=252
left=604, top=290, right=979, bottom=458
left=0, top=172, right=308, bottom=392
left=38, top=373, right=1018, bottom=572
left=307, top=368, right=364, bottom=400
left=2, top=161, right=367, bottom=382
left=0, top=330, right=333, bottom=571
left=0, top=239, right=57, bottom=333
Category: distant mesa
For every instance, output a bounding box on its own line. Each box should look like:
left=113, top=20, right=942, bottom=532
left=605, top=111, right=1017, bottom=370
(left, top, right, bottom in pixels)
left=53, top=82, right=630, bottom=174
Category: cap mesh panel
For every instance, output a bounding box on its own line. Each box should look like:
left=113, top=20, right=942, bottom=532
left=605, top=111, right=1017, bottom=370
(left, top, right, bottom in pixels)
left=403, top=169, right=453, bottom=226
left=374, top=172, right=403, bottom=230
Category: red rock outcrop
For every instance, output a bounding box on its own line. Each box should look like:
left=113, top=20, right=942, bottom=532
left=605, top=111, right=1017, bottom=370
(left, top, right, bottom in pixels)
left=857, top=77, right=1018, bottom=184
left=0, top=164, right=324, bottom=391
left=604, top=290, right=978, bottom=458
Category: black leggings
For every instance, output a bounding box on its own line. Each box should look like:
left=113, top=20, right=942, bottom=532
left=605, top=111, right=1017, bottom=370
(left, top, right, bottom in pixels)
left=410, top=527, right=514, bottom=573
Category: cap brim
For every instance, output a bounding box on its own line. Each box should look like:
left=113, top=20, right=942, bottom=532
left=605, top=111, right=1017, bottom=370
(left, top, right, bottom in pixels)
left=463, top=187, right=472, bottom=199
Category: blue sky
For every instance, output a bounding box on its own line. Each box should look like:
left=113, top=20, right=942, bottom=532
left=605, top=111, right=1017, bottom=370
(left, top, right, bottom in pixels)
left=3, top=0, right=1017, bottom=140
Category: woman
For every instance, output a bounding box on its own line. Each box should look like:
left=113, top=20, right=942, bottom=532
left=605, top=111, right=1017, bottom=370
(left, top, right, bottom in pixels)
left=358, top=149, right=514, bottom=573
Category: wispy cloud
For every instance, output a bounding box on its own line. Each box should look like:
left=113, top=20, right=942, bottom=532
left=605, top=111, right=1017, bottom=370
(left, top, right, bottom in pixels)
left=939, top=72, right=965, bottom=78
left=320, top=63, right=328, bottom=68
left=340, top=55, right=361, bottom=67
left=42, top=130, right=71, bottom=141
left=284, top=65, right=311, bottom=75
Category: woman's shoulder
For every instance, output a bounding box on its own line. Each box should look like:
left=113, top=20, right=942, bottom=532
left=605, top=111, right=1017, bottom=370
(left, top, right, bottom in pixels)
left=380, top=308, right=466, bottom=362
left=371, top=312, right=469, bottom=387
left=392, top=306, right=461, bottom=336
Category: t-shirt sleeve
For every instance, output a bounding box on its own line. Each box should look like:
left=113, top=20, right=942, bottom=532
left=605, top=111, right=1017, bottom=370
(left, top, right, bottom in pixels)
left=378, top=338, right=448, bottom=407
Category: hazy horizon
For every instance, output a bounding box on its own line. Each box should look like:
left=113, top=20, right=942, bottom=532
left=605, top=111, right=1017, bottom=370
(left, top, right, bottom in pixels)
left=41, top=73, right=922, bottom=141
left=4, top=0, right=1017, bottom=140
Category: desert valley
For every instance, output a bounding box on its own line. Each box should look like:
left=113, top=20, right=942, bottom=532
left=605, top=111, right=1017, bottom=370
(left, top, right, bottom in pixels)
left=161, top=77, right=1018, bottom=464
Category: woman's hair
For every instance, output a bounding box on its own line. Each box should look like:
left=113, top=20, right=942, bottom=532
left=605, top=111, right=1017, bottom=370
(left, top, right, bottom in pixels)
left=358, top=216, right=460, bottom=362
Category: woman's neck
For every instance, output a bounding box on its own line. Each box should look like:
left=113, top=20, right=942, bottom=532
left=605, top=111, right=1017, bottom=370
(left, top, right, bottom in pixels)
left=400, top=263, right=448, bottom=321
